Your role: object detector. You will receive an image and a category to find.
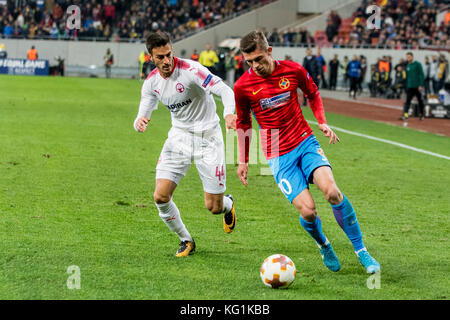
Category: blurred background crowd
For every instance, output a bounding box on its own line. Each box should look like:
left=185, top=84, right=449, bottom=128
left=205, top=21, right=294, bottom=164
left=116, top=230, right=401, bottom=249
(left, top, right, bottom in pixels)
left=0, top=0, right=273, bottom=41
left=1, top=0, right=448, bottom=49
left=263, top=0, right=449, bottom=49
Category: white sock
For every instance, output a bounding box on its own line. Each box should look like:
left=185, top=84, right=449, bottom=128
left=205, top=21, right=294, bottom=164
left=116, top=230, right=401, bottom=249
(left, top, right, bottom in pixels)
left=222, top=196, right=233, bottom=214
left=156, top=200, right=192, bottom=242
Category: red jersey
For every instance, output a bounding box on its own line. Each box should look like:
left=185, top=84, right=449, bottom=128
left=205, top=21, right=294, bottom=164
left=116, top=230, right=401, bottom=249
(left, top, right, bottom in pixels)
left=234, top=60, right=327, bottom=163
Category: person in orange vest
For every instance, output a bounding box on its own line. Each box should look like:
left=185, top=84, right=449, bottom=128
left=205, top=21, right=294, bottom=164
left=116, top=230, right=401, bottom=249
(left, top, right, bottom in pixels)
left=190, top=49, right=199, bottom=61
left=27, top=46, right=38, bottom=60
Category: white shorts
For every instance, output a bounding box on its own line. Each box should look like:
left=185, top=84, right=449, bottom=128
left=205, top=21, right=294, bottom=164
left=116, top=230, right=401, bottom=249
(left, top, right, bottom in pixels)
left=156, top=124, right=226, bottom=194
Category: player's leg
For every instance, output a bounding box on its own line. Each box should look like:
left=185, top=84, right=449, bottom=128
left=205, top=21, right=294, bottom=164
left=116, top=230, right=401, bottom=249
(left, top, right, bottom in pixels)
left=204, top=191, right=236, bottom=233
left=155, top=128, right=195, bottom=257
left=291, top=189, right=341, bottom=272
left=154, top=175, right=195, bottom=257
left=195, top=125, right=236, bottom=233
left=312, top=166, right=380, bottom=273
left=267, top=141, right=340, bottom=272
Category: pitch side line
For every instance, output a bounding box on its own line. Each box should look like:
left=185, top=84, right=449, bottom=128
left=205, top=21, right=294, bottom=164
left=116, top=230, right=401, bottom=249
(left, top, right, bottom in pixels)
left=321, top=95, right=403, bottom=111
left=308, top=120, right=450, bottom=160
left=212, top=96, right=449, bottom=160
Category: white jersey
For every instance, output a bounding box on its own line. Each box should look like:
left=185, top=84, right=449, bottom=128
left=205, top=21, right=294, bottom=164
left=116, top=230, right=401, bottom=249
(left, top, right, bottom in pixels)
left=136, top=57, right=234, bottom=132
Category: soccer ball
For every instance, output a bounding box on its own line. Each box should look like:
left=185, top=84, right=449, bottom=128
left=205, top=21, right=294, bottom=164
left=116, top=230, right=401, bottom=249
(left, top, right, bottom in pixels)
left=260, top=254, right=296, bottom=289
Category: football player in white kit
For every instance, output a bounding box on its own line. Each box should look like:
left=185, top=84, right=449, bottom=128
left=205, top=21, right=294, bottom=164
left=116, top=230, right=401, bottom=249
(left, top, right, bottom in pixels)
left=134, top=32, right=237, bottom=257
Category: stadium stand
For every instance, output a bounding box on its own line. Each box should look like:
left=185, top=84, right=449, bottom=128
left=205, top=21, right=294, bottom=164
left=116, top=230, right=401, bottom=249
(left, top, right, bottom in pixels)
left=0, top=0, right=274, bottom=42
left=265, top=0, right=450, bottom=49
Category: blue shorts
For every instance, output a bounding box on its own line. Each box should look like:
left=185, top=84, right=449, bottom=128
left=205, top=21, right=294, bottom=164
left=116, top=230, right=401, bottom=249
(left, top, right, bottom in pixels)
left=267, top=135, right=331, bottom=203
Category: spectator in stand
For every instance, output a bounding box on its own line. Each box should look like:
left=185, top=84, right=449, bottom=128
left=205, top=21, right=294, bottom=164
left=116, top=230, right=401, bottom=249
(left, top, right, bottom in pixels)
left=104, top=1, right=116, bottom=27
left=0, top=0, right=271, bottom=42
left=325, top=19, right=338, bottom=42
left=49, top=22, right=59, bottom=39
left=3, top=22, right=14, bottom=38
left=328, top=54, right=340, bottom=91
left=328, top=10, right=342, bottom=31
left=328, top=0, right=449, bottom=49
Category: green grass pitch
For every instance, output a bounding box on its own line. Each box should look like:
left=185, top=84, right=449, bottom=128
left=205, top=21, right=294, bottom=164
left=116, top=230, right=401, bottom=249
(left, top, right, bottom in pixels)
left=0, top=75, right=449, bottom=300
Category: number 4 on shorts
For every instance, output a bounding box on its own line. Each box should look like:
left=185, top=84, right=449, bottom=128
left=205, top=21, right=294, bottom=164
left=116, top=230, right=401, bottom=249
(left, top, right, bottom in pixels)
left=215, top=165, right=225, bottom=181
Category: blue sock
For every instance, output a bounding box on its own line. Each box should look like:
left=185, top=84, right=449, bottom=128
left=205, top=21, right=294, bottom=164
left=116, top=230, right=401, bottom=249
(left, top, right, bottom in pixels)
left=299, top=215, right=327, bottom=246
left=331, top=194, right=365, bottom=252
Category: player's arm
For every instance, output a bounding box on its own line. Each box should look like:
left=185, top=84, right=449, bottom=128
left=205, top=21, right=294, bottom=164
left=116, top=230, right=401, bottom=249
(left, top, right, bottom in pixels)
left=134, top=81, right=158, bottom=133
left=297, top=65, right=340, bottom=144
left=235, top=84, right=252, bottom=186
left=208, top=81, right=236, bottom=131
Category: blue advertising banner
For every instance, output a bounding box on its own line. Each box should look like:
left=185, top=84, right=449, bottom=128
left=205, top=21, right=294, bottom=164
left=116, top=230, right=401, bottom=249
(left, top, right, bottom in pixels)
left=0, top=58, right=49, bottom=76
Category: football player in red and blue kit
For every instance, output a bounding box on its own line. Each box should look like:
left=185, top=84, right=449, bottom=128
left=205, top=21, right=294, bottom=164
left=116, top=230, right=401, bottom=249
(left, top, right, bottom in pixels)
left=234, top=30, right=380, bottom=274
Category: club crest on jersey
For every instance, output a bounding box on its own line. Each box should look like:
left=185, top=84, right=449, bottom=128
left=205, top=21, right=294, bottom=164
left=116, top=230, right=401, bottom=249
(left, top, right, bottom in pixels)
left=259, top=92, right=290, bottom=110
left=176, top=83, right=185, bottom=93
left=279, top=77, right=290, bottom=90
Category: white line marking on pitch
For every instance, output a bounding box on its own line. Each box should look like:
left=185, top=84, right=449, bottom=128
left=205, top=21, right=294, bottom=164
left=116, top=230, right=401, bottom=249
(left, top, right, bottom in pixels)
left=308, top=120, right=450, bottom=160
left=213, top=96, right=449, bottom=160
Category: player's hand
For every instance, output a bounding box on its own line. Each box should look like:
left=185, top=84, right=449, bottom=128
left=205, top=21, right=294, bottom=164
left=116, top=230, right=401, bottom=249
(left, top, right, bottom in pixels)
left=237, top=163, right=248, bottom=186
left=318, top=123, right=340, bottom=144
left=225, top=114, right=237, bottom=133
left=418, top=86, right=423, bottom=92
left=136, top=117, right=150, bottom=132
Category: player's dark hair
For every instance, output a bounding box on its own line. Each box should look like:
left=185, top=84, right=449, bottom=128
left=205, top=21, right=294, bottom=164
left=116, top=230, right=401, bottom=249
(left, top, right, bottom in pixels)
left=240, top=30, right=269, bottom=54
left=406, top=52, right=413, bottom=57
left=146, top=32, right=171, bottom=55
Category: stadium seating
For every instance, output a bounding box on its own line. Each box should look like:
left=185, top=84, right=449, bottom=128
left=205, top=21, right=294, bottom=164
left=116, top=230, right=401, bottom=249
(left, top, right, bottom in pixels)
left=0, top=0, right=274, bottom=42
left=267, top=0, right=449, bottom=49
